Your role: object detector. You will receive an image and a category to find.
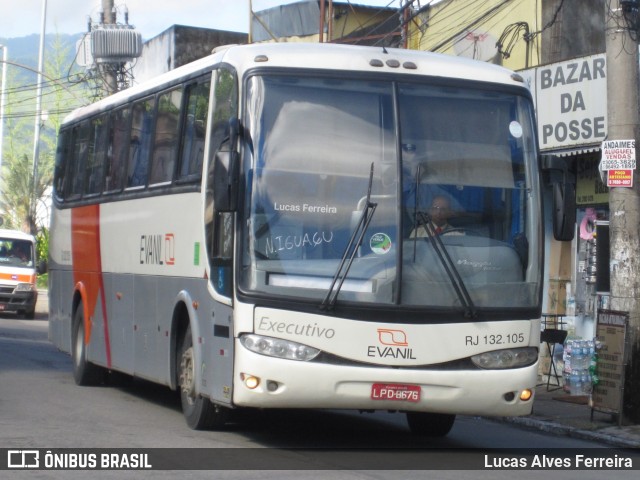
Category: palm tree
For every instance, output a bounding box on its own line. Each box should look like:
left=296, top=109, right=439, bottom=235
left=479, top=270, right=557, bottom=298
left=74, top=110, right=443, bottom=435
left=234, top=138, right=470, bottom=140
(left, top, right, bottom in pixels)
left=0, top=151, right=52, bottom=233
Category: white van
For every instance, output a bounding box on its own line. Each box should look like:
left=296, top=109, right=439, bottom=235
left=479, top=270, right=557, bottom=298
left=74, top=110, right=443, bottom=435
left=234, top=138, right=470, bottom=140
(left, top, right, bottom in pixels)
left=0, top=229, right=39, bottom=319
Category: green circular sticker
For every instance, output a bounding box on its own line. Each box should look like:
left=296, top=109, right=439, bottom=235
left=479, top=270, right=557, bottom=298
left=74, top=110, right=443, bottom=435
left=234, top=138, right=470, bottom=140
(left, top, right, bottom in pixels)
left=370, top=233, right=392, bottom=254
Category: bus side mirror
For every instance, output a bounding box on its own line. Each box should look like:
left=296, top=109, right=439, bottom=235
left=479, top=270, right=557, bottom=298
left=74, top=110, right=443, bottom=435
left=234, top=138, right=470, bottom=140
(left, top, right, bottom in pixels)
left=213, top=150, right=239, bottom=212
left=212, top=118, right=240, bottom=212
left=542, top=154, right=576, bottom=241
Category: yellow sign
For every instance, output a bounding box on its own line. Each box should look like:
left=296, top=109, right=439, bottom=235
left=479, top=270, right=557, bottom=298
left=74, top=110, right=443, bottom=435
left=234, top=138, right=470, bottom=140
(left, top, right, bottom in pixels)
left=576, top=156, right=608, bottom=205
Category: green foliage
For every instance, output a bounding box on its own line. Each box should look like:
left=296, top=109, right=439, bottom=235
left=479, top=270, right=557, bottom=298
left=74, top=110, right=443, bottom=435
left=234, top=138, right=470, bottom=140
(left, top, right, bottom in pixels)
left=0, top=33, right=91, bottom=235
left=37, top=272, right=48, bottom=289
left=36, top=227, right=49, bottom=262
left=0, top=153, right=37, bottom=231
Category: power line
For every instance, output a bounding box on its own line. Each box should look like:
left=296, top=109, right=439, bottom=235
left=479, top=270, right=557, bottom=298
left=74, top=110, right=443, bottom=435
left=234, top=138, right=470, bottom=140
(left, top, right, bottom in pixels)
left=429, top=0, right=512, bottom=53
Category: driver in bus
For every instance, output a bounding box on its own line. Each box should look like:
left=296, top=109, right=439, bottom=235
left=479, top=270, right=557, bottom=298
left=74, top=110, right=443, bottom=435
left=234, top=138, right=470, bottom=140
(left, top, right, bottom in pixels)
left=410, top=195, right=463, bottom=237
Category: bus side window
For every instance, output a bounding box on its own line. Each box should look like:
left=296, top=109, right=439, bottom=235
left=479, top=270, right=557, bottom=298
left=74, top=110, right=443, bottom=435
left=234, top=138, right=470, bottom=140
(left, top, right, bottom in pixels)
left=209, top=68, right=238, bottom=156
left=179, top=79, right=210, bottom=180
left=67, top=122, right=90, bottom=200
left=205, top=67, right=238, bottom=298
left=84, top=114, right=109, bottom=196
left=104, top=107, right=130, bottom=193
left=127, top=97, right=155, bottom=188
left=53, top=128, right=71, bottom=201
left=150, top=88, right=182, bottom=185
left=210, top=212, right=234, bottom=297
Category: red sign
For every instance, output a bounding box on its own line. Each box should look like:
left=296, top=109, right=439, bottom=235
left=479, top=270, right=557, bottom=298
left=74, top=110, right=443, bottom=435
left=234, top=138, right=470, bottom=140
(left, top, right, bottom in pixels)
left=371, top=383, right=421, bottom=402
left=607, top=169, right=633, bottom=188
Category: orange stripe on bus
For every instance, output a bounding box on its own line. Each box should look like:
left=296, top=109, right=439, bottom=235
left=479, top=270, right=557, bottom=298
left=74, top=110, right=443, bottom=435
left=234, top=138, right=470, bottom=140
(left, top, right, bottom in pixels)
left=71, top=205, right=112, bottom=367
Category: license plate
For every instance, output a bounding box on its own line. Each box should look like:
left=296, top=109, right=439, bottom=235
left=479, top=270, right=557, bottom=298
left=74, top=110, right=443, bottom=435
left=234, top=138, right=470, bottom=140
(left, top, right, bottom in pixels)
left=0, top=304, right=5, bottom=311
left=371, top=383, right=421, bottom=403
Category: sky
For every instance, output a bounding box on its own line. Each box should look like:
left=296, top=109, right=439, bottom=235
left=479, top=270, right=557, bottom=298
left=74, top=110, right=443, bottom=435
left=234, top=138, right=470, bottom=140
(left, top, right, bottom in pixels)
left=0, top=0, right=402, bottom=40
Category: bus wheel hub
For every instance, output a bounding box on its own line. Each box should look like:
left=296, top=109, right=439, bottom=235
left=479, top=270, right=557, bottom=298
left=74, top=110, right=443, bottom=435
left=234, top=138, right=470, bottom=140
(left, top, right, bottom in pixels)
left=179, top=347, right=196, bottom=403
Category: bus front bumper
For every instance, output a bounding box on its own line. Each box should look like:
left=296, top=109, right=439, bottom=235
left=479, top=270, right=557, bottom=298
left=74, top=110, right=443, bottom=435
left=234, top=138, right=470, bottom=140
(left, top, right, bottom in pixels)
left=232, top=347, right=537, bottom=417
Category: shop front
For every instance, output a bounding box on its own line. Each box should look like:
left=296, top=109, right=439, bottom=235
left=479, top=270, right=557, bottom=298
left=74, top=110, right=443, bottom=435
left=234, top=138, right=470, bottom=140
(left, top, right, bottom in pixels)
left=523, top=54, right=610, bottom=392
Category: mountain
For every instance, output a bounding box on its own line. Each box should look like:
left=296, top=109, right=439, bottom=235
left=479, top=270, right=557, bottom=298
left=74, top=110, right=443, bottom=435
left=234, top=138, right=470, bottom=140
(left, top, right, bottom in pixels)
left=0, top=33, right=84, bottom=83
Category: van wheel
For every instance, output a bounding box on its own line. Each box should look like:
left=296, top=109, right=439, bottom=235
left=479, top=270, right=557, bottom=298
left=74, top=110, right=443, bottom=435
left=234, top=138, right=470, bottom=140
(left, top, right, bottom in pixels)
left=72, top=304, right=104, bottom=385
left=24, top=309, right=36, bottom=320
left=178, top=325, right=229, bottom=430
left=406, top=412, right=456, bottom=437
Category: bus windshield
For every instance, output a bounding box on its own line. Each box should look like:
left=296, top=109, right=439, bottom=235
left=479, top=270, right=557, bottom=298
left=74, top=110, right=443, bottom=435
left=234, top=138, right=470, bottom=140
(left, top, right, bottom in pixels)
left=239, top=74, right=542, bottom=312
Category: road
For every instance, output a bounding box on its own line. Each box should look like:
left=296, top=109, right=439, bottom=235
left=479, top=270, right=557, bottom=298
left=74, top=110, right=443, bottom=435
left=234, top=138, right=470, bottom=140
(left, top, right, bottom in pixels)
left=0, top=297, right=637, bottom=479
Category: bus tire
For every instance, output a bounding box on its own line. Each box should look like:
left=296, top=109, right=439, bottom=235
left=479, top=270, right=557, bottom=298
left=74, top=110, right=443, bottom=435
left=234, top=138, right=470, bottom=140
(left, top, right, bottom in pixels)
left=178, top=325, right=229, bottom=430
left=72, top=304, right=104, bottom=386
left=406, top=412, right=456, bottom=437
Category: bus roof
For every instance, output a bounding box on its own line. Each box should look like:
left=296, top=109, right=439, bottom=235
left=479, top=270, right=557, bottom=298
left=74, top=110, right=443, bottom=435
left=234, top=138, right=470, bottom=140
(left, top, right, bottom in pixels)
left=63, top=43, right=528, bottom=125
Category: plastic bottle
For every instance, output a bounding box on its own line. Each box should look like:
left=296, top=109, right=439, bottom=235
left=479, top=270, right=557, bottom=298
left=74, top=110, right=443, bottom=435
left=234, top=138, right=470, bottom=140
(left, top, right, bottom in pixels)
left=570, top=371, right=580, bottom=396
left=563, top=372, right=571, bottom=393
left=573, top=342, right=584, bottom=370
left=581, top=371, right=592, bottom=395
left=574, top=373, right=583, bottom=396
left=589, top=352, right=597, bottom=375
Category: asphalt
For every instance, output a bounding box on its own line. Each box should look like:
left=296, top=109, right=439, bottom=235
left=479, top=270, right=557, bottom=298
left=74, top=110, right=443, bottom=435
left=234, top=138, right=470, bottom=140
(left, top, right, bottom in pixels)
left=33, top=290, right=640, bottom=447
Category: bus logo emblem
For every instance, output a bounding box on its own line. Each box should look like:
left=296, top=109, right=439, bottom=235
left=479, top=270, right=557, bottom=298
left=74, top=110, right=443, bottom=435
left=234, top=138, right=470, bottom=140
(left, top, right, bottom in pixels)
left=377, top=329, right=408, bottom=346
left=164, top=234, right=175, bottom=265
left=139, top=233, right=175, bottom=266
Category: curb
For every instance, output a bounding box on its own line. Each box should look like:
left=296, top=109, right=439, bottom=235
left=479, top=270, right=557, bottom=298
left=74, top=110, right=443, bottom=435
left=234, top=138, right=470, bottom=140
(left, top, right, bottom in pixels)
left=491, top=416, right=640, bottom=449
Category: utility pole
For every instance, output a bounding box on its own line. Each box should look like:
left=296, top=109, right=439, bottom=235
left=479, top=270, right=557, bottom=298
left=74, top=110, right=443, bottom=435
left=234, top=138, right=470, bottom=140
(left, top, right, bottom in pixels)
left=0, top=44, right=7, bottom=177
left=605, top=0, right=640, bottom=424
left=248, top=0, right=253, bottom=43
left=30, top=0, right=47, bottom=235
left=101, top=0, right=118, bottom=95
left=319, top=0, right=325, bottom=42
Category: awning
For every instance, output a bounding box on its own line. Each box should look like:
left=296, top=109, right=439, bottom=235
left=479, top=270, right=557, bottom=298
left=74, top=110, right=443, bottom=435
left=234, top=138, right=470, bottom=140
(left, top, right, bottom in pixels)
left=543, top=146, right=601, bottom=157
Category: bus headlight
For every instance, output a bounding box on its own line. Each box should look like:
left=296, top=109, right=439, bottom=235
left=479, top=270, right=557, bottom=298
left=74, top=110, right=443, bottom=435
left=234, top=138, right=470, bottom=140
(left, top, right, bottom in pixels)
left=471, top=347, right=538, bottom=369
left=14, top=283, right=36, bottom=293
left=240, top=334, right=321, bottom=362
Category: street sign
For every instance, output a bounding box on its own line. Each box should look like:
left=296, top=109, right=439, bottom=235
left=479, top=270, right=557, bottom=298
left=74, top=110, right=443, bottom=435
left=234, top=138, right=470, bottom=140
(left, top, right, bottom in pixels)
left=600, top=139, right=636, bottom=170
left=600, top=139, right=636, bottom=188
left=606, top=169, right=633, bottom=187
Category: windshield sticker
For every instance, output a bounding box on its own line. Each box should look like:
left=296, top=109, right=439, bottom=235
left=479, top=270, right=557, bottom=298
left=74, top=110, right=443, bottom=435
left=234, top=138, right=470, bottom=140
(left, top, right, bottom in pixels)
left=274, top=202, right=338, bottom=214
left=370, top=233, right=392, bottom=254
left=509, top=121, right=523, bottom=138
left=265, top=231, right=334, bottom=255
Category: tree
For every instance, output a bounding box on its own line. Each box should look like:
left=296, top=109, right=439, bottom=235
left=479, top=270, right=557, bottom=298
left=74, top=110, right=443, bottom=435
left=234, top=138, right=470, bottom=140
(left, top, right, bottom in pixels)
left=0, top=152, right=50, bottom=232
left=0, top=34, right=89, bottom=234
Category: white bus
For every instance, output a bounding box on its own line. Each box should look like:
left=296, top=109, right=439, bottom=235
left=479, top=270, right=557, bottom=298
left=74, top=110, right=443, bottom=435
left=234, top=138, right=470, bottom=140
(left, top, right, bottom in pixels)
left=49, top=43, right=572, bottom=437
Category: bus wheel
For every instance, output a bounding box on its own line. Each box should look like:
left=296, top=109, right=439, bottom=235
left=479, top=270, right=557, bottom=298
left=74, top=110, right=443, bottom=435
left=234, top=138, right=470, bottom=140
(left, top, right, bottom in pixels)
left=71, top=304, right=104, bottom=386
left=406, top=412, right=456, bottom=437
left=178, top=326, right=229, bottom=430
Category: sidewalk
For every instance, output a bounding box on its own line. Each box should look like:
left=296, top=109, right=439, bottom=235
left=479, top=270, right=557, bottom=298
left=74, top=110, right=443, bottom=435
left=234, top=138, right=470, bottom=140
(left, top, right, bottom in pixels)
left=495, top=384, right=640, bottom=448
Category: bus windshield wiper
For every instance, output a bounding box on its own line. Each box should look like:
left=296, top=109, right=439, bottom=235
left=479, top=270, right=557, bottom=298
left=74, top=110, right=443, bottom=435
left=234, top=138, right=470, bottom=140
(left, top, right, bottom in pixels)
left=411, top=166, right=477, bottom=319
left=321, top=163, right=377, bottom=310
